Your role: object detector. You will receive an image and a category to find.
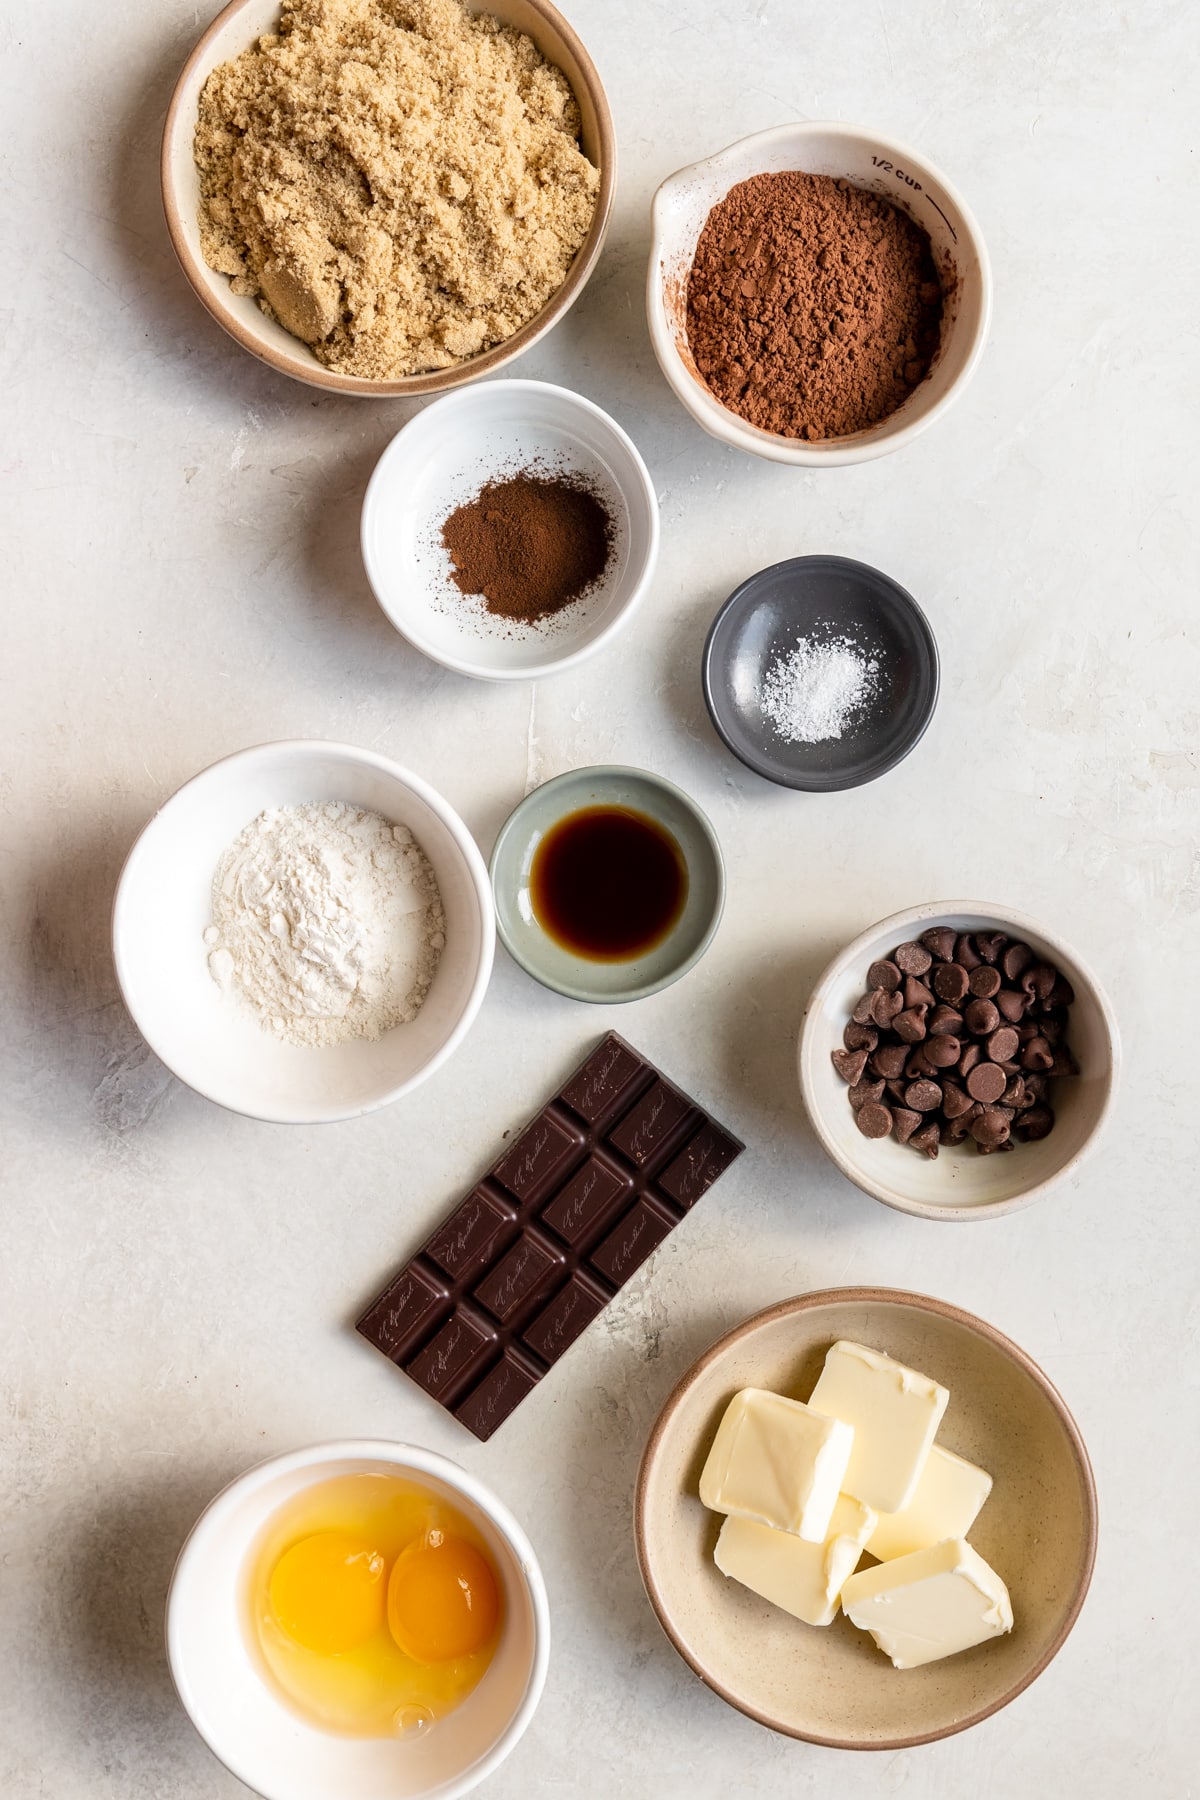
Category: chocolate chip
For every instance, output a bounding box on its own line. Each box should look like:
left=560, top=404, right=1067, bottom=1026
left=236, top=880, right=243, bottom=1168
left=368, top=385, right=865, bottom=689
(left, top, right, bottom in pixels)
left=892, top=1007, right=928, bottom=1043
left=976, top=1139, right=1015, bottom=1155
left=920, top=927, right=959, bottom=961
left=1002, top=1075, right=1027, bottom=1108
left=958, top=1042, right=982, bottom=1077
left=996, top=989, right=1027, bottom=1023
left=968, top=965, right=1001, bottom=998
left=1023, top=963, right=1057, bottom=1003
left=905, top=1079, right=943, bottom=1112
left=1001, top=942, right=1033, bottom=982
left=932, top=961, right=970, bottom=1004
left=831, top=1047, right=869, bottom=1084
left=843, top=1021, right=879, bottom=1052
left=966, top=1062, right=1007, bottom=1104
left=942, top=1113, right=973, bottom=1144
left=1021, top=1036, right=1054, bottom=1071
left=940, top=1081, right=974, bottom=1119
left=855, top=1102, right=893, bottom=1139
left=1023, top=1072, right=1049, bottom=1102
left=910, top=1121, right=940, bottom=1158
left=924, top=1034, right=961, bottom=1069
left=963, top=997, right=1000, bottom=1037
left=871, top=988, right=904, bottom=1028
left=1049, top=973, right=1076, bottom=1008
left=971, top=1107, right=1011, bottom=1146
left=871, top=1042, right=908, bottom=1079
left=927, top=1004, right=964, bottom=1036
left=884, top=1078, right=909, bottom=1102
left=1015, top=1104, right=1055, bottom=1141
left=851, top=992, right=876, bottom=1024
left=975, top=931, right=1008, bottom=965
left=867, top=959, right=902, bottom=991
left=1050, top=1045, right=1080, bottom=1078
left=894, top=941, right=933, bottom=976
left=903, top=974, right=936, bottom=1010
left=986, top=1026, right=1020, bottom=1064
left=954, top=933, right=982, bottom=970
left=892, top=1108, right=922, bottom=1144
left=905, top=1046, right=935, bottom=1078
left=849, top=1077, right=886, bottom=1110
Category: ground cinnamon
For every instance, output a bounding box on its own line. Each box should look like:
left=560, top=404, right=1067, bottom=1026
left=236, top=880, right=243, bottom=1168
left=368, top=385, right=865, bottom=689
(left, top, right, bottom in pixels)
left=441, top=470, right=614, bottom=623
left=686, top=172, right=944, bottom=440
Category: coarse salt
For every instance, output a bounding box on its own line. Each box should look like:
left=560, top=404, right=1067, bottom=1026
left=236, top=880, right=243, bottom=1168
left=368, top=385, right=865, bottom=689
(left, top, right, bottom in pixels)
left=758, top=635, right=880, bottom=745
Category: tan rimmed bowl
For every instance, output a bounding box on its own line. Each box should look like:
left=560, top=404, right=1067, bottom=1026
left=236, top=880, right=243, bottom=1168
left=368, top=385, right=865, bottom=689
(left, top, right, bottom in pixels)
left=635, top=1289, right=1097, bottom=1750
left=162, top=0, right=616, bottom=395
left=797, top=902, right=1120, bottom=1221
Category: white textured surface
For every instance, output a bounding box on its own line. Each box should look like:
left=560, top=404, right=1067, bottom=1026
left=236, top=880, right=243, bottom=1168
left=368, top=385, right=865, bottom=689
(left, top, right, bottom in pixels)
left=1, top=1, right=1196, bottom=1794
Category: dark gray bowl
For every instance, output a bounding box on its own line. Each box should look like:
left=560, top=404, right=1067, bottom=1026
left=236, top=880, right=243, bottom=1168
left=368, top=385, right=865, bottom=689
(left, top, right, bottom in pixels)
left=701, top=556, right=939, bottom=791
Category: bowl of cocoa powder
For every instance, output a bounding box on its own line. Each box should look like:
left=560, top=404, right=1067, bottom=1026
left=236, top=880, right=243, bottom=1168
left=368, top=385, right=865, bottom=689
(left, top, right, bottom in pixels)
left=647, top=123, right=991, bottom=465
left=361, top=380, right=659, bottom=679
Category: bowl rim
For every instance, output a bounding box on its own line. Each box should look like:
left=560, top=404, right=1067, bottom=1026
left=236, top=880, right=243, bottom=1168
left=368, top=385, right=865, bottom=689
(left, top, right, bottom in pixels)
left=165, top=1438, right=551, bottom=1800
left=633, top=1286, right=1099, bottom=1751
left=160, top=0, right=616, bottom=396
left=110, top=738, right=496, bottom=1124
left=646, top=120, right=993, bottom=467
left=488, top=764, right=726, bottom=1002
left=797, top=900, right=1121, bottom=1220
left=700, top=553, right=940, bottom=790
left=359, top=379, right=661, bottom=682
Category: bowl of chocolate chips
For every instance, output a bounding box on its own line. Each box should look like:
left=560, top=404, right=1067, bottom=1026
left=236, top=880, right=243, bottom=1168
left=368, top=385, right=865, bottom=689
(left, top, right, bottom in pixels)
left=797, top=903, right=1119, bottom=1220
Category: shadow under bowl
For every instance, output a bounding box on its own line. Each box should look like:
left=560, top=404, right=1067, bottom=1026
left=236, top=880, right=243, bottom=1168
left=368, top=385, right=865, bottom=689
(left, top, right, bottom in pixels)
left=489, top=766, right=725, bottom=1003
left=702, top=556, right=939, bottom=790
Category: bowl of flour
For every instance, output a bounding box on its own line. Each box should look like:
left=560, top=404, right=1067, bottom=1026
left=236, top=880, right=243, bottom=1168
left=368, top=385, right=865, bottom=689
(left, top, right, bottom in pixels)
left=112, top=742, right=494, bottom=1122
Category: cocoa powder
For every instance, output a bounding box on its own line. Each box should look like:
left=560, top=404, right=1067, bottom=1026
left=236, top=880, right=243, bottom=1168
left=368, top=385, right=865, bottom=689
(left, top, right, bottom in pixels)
left=441, top=470, right=614, bottom=623
left=685, top=172, right=944, bottom=440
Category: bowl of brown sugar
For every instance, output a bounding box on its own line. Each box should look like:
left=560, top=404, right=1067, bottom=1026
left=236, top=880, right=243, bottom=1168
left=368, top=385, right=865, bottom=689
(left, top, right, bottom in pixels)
left=647, top=123, right=991, bottom=465
left=162, top=0, right=615, bottom=394
left=360, top=380, right=660, bottom=679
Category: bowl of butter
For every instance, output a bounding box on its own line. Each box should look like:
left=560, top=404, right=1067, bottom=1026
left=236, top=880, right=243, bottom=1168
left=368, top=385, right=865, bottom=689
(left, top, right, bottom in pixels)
left=634, top=1288, right=1097, bottom=1749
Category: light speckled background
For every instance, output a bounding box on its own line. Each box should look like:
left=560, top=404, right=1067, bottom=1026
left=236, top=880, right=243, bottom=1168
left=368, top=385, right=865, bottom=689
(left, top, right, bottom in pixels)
left=2, top=0, right=1196, bottom=1793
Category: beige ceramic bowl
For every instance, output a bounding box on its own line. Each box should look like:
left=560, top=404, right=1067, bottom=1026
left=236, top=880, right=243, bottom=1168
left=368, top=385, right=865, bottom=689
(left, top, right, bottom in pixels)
left=161, top=0, right=615, bottom=395
left=797, top=902, right=1119, bottom=1221
left=647, top=123, right=991, bottom=465
left=635, top=1289, right=1097, bottom=1750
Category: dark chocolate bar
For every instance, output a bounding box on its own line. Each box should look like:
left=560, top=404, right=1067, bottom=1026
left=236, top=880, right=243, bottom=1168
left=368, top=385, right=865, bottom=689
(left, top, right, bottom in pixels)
left=356, top=1033, right=744, bottom=1440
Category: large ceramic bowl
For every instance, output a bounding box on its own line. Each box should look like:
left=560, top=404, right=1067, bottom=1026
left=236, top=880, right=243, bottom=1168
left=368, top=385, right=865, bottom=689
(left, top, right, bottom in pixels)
left=647, top=122, right=991, bottom=465
left=112, top=741, right=494, bottom=1123
left=162, top=0, right=615, bottom=395
left=167, top=1441, right=549, bottom=1800
left=635, top=1289, right=1098, bottom=1749
left=796, top=902, right=1119, bottom=1220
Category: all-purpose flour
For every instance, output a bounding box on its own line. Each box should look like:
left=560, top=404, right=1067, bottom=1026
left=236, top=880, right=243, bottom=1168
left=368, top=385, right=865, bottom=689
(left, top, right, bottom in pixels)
left=204, top=802, right=445, bottom=1048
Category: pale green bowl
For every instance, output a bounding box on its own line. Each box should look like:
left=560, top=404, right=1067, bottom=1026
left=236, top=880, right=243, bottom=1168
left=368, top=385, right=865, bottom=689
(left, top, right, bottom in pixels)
left=489, top=766, right=725, bottom=1003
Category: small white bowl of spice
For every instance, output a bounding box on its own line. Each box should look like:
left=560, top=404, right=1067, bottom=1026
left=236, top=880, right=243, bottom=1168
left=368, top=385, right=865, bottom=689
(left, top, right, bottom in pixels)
left=112, top=741, right=494, bottom=1124
left=361, top=380, right=660, bottom=680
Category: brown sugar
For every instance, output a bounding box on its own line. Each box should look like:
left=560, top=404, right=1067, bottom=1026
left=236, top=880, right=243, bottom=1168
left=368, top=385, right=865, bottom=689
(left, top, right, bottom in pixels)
left=194, top=0, right=600, bottom=380
left=685, top=172, right=945, bottom=440
left=441, top=470, right=613, bottom=623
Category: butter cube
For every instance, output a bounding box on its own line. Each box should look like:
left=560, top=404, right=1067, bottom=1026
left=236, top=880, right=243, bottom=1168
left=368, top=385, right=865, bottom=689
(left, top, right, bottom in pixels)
left=699, top=1387, right=854, bottom=1542
left=714, top=1494, right=877, bottom=1627
left=841, top=1538, right=1013, bottom=1669
left=808, top=1340, right=949, bottom=1513
left=867, top=1444, right=993, bottom=1562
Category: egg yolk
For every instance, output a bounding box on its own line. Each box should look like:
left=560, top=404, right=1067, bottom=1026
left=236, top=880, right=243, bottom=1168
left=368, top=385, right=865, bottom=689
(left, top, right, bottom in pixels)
left=269, top=1532, right=386, bottom=1655
left=386, top=1531, right=500, bottom=1663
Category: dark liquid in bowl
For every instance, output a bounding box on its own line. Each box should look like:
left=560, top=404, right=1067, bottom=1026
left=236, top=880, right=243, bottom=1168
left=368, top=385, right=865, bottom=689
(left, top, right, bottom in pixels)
left=530, top=806, right=688, bottom=961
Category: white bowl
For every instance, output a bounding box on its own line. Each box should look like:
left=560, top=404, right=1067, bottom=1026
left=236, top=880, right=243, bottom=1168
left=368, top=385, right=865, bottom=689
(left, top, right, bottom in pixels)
left=161, top=0, right=616, bottom=396
left=361, top=380, right=659, bottom=681
left=797, top=902, right=1119, bottom=1220
left=166, top=1441, right=550, bottom=1800
left=112, top=741, right=494, bottom=1123
left=647, top=123, right=992, bottom=466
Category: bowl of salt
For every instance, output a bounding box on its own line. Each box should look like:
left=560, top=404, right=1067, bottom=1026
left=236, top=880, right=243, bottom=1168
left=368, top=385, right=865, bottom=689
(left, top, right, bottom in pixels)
left=701, top=555, right=939, bottom=791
